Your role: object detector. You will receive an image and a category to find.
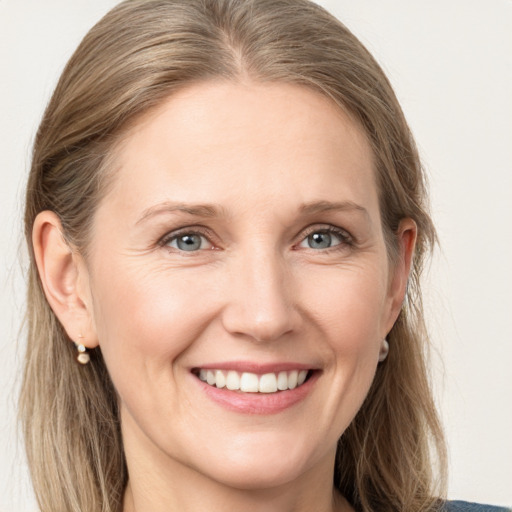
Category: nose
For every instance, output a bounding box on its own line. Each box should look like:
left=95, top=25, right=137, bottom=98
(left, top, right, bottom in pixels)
left=220, top=247, right=299, bottom=343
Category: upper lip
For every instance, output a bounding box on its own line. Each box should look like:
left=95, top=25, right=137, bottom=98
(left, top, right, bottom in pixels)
left=191, top=361, right=319, bottom=374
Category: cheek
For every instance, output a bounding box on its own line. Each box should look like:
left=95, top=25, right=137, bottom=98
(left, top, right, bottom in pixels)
left=301, top=262, right=389, bottom=352
left=90, top=260, right=214, bottom=367
left=292, top=263, right=388, bottom=442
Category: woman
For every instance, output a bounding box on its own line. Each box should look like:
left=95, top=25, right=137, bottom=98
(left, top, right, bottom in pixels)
left=19, top=1, right=510, bottom=511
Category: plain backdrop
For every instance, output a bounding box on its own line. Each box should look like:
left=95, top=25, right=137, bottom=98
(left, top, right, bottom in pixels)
left=1, top=1, right=511, bottom=510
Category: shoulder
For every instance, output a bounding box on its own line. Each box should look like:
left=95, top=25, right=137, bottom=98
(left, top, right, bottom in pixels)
left=443, top=501, right=511, bottom=512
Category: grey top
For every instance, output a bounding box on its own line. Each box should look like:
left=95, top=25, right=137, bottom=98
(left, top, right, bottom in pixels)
left=444, top=501, right=511, bottom=512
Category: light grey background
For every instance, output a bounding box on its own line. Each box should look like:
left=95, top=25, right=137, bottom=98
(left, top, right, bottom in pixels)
left=1, top=1, right=511, bottom=510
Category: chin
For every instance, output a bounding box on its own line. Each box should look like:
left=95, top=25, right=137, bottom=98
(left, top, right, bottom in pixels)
left=188, top=433, right=323, bottom=491
left=203, top=457, right=308, bottom=491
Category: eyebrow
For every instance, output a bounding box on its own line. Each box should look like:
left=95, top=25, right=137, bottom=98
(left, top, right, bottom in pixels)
left=136, top=201, right=226, bottom=225
left=136, top=199, right=370, bottom=225
left=299, top=200, right=370, bottom=221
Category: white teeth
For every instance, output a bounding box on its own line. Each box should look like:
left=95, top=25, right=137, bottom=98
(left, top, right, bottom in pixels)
left=226, top=370, right=240, bottom=390
left=240, top=372, right=259, bottom=392
left=288, top=370, right=298, bottom=389
left=197, top=369, right=310, bottom=393
left=259, top=373, right=278, bottom=393
left=277, top=371, right=288, bottom=391
left=215, top=370, right=226, bottom=388
left=297, top=370, right=308, bottom=386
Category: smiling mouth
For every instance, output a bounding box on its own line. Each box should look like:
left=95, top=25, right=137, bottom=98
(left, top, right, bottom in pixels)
left=192, top=369, right=312, bottom=394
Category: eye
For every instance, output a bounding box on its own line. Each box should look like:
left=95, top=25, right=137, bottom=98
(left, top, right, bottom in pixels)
left=164, top=232, right=213, bottom=252
left=298, top=227, right=350, bottom=250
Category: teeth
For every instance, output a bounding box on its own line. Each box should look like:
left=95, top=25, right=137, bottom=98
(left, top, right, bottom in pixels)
left=215, top=370, right=226, bottom=389
left=197, top=369, right=310, bottom=393
left=297, top=370, right=308, bottom=386
left=240, top=372, right=259, bottom=392
left=259, top=373, right=277, bottom=393
left=226, top=370, right=240, bottom=390
left=277, top=371, right=288, bottom=391
left=288, top=370, right=298, bottom=389
left=206, top=370, right=216, bottom=386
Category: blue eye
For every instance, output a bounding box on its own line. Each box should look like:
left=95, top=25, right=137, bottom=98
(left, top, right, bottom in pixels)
left=299, top=229, right=347, bottom=250
left=166, top=233, right=211, bottom=252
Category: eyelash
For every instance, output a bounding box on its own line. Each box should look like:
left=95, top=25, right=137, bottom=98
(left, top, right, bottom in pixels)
left=157, top=224, right=354, bottom=253
left=158, top=227, right=215, bottom=252
left=297, top=225, right=354, bottom=251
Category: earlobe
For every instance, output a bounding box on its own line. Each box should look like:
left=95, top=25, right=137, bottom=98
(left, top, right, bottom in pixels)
left=385, top=218, right=417, bottom=333
left=32, top=211, right=98, bottom=348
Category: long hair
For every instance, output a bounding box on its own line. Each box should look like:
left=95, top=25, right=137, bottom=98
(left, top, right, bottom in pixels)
left=20, top=1, right=446, bottom=511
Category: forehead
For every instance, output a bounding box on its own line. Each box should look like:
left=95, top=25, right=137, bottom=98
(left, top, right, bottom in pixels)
left=102, top=81, right=378, bottom=223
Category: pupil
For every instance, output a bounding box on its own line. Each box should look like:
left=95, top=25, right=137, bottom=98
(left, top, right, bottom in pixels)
left=309, top=232, right=331, bottom=249
left=177, top=235, right=201, bottom=251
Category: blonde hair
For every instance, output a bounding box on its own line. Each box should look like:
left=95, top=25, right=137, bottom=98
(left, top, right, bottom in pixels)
left=21, top=1, right=446, bottom=511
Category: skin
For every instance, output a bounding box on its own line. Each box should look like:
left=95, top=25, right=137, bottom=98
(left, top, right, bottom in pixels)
left=33, top=81, right=416, bottom=512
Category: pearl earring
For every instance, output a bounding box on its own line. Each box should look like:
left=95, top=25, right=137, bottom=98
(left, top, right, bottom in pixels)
left=378, top=338, right=389, bottom=362
left=74, top=335, right=90, bottom=365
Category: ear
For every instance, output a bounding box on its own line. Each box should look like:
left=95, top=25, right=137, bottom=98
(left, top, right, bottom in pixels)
left=384, top=218, right=417, bottom=334
left=32, top=211, right=98, bottom=349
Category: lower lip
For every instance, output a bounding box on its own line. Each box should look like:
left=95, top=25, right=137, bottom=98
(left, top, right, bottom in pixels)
left=194, top=371, right=319, bottom=415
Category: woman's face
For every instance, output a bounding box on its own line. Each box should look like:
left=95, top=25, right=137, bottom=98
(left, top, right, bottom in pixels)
left=84, top=81, right=411, bottom=490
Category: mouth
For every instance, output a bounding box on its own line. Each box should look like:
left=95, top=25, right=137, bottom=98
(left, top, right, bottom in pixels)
left=192, top=368, right=312, bottom=394
left=190, top=363, right=319, bottom=414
